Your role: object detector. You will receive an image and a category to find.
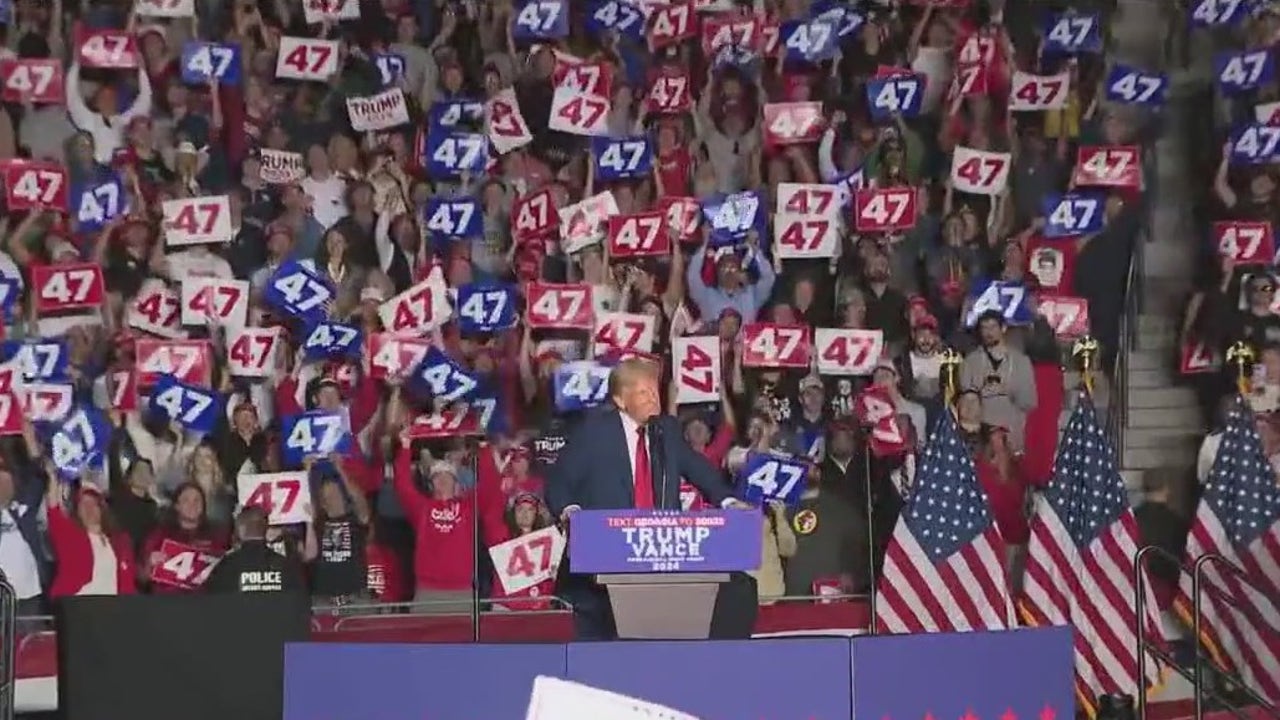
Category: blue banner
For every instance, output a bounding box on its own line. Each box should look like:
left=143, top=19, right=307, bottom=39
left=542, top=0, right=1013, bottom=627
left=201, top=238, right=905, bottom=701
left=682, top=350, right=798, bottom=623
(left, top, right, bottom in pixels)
left=284, top=643, right=566, bottom=720
left=283, top=627, right=1074, bottom=720
left=569, top=639, right=852, bottom=720
left=851, top=627, right=1075, bottom=720
left=567, top=509, right=763, bottom=574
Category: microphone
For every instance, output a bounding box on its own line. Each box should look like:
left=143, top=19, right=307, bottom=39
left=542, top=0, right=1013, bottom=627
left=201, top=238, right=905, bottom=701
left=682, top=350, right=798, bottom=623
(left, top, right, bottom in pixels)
left=646, top=416, right=668, bottom=509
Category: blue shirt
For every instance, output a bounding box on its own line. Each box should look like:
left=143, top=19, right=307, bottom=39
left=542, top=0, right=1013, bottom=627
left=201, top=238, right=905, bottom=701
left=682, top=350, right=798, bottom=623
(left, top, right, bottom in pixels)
left=685, top=246, right=776, bottom=324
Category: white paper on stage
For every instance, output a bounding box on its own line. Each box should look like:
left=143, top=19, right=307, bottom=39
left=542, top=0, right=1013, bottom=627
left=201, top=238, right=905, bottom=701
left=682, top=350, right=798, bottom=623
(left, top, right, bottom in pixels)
left=525, top=676, right=702, bottom=720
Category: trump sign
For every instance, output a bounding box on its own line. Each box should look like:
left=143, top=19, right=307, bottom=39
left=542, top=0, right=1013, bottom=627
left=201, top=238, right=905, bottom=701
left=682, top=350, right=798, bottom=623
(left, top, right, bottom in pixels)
left=567, top=509, right=762, bottom=574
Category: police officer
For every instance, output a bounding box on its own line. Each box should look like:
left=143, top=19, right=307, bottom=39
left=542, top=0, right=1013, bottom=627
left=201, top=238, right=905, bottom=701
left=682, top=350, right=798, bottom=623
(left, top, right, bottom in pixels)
left=204, top=506, right=306, bottom=594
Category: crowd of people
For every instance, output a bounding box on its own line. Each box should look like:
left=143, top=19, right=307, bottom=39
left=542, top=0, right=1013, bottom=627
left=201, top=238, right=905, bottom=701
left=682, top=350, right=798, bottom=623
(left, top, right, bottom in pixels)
left=0, top=0, right=1150, bottom=617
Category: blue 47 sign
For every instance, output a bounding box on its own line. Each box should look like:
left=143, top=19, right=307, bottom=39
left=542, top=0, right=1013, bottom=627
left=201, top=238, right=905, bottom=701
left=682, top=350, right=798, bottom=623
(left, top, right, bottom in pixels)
left=282, top=410, right=352, bottom=467
left=180, top=41, right=241, bottom=85
left=965, top=280, right=1033, bottom=327
left=149, top=374, right=219, bottom=434
left=423, top=197, right=482, bottom=239
left=740, top=452, right=809, bottom=506
left=73, top=177, right=126, bottom=232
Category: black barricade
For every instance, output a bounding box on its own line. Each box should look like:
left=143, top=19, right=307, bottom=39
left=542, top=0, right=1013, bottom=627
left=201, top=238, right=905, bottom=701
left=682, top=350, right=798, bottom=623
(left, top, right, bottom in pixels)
left=56, top=592, right=310, bottom=720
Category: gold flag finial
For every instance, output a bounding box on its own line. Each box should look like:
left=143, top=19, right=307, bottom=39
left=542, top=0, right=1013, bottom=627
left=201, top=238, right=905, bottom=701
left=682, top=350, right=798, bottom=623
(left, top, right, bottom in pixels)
left=940, top=347, right=963, bottom=405
left=1072, top=336, right=1100, bottom=395
left=1227, top=342, right=1256, bottom=395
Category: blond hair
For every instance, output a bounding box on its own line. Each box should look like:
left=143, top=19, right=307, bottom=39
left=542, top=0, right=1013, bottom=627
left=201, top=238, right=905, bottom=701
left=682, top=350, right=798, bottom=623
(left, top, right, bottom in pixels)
left=608, top=357, right=660, bottom=406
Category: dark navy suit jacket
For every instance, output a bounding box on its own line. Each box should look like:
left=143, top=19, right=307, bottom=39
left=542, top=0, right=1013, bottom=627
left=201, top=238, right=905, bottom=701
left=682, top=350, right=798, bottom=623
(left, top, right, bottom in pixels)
left=546, top=407, right=732, bottom=515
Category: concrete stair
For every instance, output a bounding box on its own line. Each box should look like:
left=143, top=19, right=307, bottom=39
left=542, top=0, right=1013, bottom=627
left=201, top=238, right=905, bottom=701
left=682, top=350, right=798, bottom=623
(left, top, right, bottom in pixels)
left=1108, top=0, right=1208, bottom=493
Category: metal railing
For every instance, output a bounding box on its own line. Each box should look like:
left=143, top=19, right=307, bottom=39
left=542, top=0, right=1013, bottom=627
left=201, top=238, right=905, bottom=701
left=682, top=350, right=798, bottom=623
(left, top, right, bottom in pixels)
left=1191, top=554, right=1280, bottom=720
left=0, top=572, right=16, bottom=720
left=1133, top=545, right=1280, bottom=720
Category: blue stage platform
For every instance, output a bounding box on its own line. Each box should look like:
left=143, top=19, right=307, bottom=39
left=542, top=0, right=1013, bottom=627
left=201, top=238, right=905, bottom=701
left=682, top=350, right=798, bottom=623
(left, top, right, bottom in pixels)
left=283, top=626, right=1074, bottom=720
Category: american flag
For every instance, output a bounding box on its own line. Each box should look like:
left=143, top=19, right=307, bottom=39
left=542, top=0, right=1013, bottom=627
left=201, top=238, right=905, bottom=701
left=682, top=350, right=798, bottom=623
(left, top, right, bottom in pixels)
left=875, top=412, right=1012, bottom=633
left=1021, top=396, right=1161, bottom=708
left=1175, top=400, right=1280, bottom=703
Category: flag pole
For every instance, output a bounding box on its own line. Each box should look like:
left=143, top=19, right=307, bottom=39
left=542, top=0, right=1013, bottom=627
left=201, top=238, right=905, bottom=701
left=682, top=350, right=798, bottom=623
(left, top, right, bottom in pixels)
left=1071, top=336, right=1099, bottom=397
left=1226, top=341, right=1255, bottom=396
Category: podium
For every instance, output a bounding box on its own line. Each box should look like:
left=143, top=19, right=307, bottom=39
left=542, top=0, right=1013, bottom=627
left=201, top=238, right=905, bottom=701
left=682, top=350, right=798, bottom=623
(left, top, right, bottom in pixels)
left=568, top=509, right=763, bottom=640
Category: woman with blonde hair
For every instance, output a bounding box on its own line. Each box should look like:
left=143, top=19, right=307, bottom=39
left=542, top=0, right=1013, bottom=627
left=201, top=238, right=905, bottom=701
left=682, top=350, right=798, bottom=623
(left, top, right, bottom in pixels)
left=175, top=444, right=235, bottom=525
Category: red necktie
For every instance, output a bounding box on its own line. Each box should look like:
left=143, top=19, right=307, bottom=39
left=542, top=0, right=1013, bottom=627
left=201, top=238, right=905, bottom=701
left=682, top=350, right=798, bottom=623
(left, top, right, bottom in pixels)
left=633, top=427, right=655, bottom=509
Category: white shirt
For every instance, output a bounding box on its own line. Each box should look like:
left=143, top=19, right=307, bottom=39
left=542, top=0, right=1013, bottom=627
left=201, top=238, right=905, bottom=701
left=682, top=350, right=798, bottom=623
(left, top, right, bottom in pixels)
left=0, top=507, right=42, bottom=600
left=80, top=534, right=119, bottom=596
left=301, top=173, right=349, bottom=230
left=619, top=412, right=644, bottom=482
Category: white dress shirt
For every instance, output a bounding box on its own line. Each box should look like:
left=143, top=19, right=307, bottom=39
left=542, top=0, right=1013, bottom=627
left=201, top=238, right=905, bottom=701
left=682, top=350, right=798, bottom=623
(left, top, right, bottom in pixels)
left=619, top=411, right=643, bottom=482
left=0, top=507, right=42, bottom=600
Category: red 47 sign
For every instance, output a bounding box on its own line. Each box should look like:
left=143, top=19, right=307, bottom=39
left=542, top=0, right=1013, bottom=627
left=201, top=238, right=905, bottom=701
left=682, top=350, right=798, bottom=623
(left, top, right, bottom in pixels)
left=593, top=312, right=655, bottom=357
left=275, top=37, right=339, bottom=81
left=149, top=540, right=220, bottom=591
left=31, top=263, right=105, bottom=313
left=365, top=333, right=431, bottom=381
left=136, top=339, right=212, bottom=388
left=702, top=13, right=759, bottom=54
left=648, top=0, right=696, bottom=50
left=775, top=183, right=840, bottom=219
left=855, top=385, right=911, bottom=457
left=77, top=30, right=139, bottom=69
left=762, top=102, right=824, bottom=147
left=489, top=525, right=566, bottom=594
left=1073, top=145, right=1141, bottom=189
left=548, top=87, right=610, bottom=137
left=238, top=472, right=312, bottom=525
left=108, top=369, right=138, bottom=412
left=1009, top=70, right=1069, bottom=111
left=672, top=335, right=721, bottom=405
left=227, top=327, right=282, bottom=378
left=525, top=282, right=594, bottom=330
left=607, top=211, right=670, bottom=258
left=1215, top=221, right=1274, bottom=264
left=773, top=215, right=838, bottom=259
left=556, top=60, right=613, bottom=98
left=180, top=277, right=248, bottom=327
left=645, top=71, right=693, bottom=115
left=512, top=188, right=559, bottom=243
left=742, top=323, right=811, bottom=369
left=1180, top=340, right=1221, bottom=375
left=486, top=89, right=533, bottom=155
left=4, top=161, right=68, bottom=211
left=947, top=62, right=989, bottom=105
left=659, top=196, right=701, bottom=243
left=0, top=59, right=64, bottom=104
left=1034, top=294, right=1089, bottom=339
left=814, top=328, right=884, bottom=375
left=950, top=146, right=1011, bottom=196
left=408, top=404, right=486, bottom=438
left=0, top=362, right=22, bottom=436
left=854, top=188, right=917, bottom=233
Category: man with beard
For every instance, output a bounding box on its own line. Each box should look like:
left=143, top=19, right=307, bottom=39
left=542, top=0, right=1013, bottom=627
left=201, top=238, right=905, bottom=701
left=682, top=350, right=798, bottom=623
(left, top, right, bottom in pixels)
left=960, top=310, right=1038, bottom=452
left=861, top=251, right=910, bottom=353
left=899, top=314, right=946, bottom=431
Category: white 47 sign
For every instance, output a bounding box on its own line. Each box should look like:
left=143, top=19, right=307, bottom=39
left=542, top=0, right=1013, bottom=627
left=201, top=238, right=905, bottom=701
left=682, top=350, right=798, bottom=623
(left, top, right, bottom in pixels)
left=489, top=526, right=565, bottom=594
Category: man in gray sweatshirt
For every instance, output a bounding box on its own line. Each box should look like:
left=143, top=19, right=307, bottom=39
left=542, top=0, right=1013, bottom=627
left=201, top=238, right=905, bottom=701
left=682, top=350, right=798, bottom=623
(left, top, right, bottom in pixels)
left=960, top=310, right=1038, bottom=452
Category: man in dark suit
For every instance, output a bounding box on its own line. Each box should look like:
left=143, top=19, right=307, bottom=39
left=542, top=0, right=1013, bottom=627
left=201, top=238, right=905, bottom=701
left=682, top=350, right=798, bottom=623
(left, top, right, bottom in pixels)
left=547, top=358, right=750, bottom=639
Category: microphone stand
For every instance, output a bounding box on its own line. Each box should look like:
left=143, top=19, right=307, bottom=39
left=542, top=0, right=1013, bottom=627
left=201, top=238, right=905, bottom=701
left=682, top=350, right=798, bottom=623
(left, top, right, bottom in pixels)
left=650, top=420, right=667, bottom=510
left=863, top=438, right=878, bottom=636
left=469, top=454, right=481, bottom=642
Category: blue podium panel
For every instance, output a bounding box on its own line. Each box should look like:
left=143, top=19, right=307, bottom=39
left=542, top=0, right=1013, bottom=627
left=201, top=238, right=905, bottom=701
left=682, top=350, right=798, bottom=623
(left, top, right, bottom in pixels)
left=282, top=643, right=567, bottom=720
left=851, top=627, right=1075, bottom=720
left=567, top=638, right=853, bottom=720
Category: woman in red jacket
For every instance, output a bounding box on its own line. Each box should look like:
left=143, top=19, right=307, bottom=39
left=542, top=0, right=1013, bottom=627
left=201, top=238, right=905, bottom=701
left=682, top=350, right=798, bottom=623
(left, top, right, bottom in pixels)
left=139, top=482, right=231, bottom=593
left=46, top=472, right=137, bottom=598
left=956, top=391, right=1029, bottom=590
left=489, top=493, right=557, bottom=611
left=394, top=431, right=475, bottom=611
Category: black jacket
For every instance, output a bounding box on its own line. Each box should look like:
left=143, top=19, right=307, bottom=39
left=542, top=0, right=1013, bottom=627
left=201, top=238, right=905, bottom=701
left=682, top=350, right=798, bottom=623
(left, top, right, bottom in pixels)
left=204, top=540, right=306, bottom=594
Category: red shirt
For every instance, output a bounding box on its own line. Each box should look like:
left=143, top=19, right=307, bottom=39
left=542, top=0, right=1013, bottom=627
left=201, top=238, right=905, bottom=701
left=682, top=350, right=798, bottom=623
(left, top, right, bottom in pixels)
left=394, top=447, right=475, bottom=590
left=47, top=503, right=137, bottom=597
left=975, top=453, right=1029, bottom=545
left=657, top=148, right=692, bottom=197
left=1025, top=236, right=1078, bottom=294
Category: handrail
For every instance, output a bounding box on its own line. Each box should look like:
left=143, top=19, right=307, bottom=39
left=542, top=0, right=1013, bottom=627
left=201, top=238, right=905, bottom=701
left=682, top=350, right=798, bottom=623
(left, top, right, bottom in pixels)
left=1192, top=554, right=1280, bottom=720
left=1134, top=545, right=1280, bottom=720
